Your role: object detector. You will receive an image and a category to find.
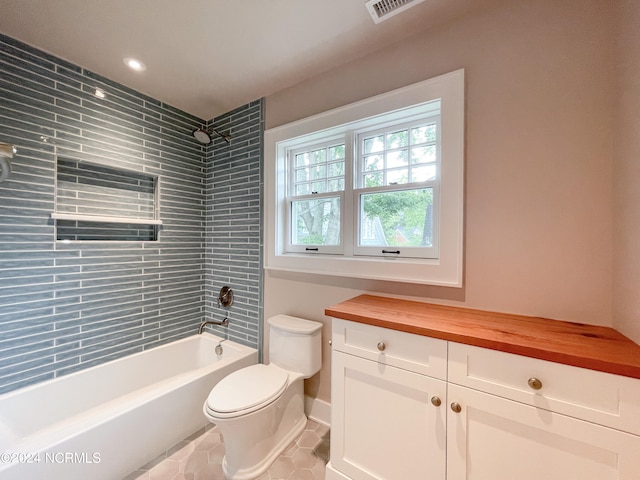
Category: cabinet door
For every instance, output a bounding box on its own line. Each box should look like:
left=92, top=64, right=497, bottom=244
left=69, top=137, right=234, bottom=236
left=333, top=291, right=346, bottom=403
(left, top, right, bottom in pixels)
left=331, top=350, right=446, bottom=480
left=447, top=384, right=640, bottom=480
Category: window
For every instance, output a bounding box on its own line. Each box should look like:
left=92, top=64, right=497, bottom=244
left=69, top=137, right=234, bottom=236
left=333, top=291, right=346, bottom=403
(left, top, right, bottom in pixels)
left=287, top=141, right=345, bottom=254
left=265, top=70, right=464, bottom=287
left=354, top=117, right=440, bottom=258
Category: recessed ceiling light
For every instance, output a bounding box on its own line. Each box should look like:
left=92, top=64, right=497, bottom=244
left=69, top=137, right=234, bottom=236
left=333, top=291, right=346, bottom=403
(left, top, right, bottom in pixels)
left=94, top=88, right=106, bottom=99
left=123, top=57, right=146, bottom=72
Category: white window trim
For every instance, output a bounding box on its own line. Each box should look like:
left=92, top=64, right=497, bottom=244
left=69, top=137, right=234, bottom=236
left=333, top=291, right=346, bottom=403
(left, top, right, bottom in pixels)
left=264, top=69, right=464, bottom=287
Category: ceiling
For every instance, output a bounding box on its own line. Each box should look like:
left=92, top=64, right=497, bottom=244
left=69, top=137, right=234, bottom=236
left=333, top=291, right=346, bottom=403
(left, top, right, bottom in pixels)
left=0, top=0, right=499, bottom=120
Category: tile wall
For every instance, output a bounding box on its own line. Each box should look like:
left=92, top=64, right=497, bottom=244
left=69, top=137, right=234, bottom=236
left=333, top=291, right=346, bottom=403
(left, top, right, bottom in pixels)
left=0, top=33, right=263, bottom=394
left=203, top=101, right=264, bottom=352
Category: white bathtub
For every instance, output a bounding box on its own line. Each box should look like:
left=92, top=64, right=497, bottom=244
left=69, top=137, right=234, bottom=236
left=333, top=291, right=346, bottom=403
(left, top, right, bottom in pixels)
left=0, top=333, right=257, bottom=480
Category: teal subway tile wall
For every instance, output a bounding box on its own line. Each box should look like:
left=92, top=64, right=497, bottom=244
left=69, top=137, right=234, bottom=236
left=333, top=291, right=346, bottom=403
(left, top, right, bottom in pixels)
left=0, top=33, right=264, bottom=394
left=204, top=101, right=264, bottom=351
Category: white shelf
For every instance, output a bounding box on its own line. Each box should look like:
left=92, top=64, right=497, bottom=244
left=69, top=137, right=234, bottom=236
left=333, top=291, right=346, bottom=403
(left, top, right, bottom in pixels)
left=51, top=212, right=163, bottom=225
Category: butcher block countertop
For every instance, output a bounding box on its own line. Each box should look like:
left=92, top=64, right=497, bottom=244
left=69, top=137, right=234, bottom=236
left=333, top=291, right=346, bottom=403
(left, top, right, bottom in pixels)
left=325, top=294, right=640, bottom=380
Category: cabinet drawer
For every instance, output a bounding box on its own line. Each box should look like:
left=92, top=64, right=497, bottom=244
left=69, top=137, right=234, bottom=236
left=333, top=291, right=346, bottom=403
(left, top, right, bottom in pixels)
left=448, top=342, right=640, bottom=435
left=331, top=318, right=447, bottom=379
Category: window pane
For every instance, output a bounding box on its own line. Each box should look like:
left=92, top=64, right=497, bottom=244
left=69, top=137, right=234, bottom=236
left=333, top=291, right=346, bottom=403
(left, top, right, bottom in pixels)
left=296, top=184, right=310, bottom=195
left=328, top=178, right=344, bottom=192
left=292, top=197, right=341, bottom=246
left=360, top=188, right=433, bottom=247
left=364, top=154, right=383, bottom=172
left=310, top=149, right=326, bottom=164
left=411, top=124, right=436, bottom=144
left=292, top=144, right=345, bottom=196
left=328, top=161, right=345, bottom=177
left=311, top=181, right=326, bottom=194
left=387, top=168, right=408, bottom=185
left=358, top=122, right=439, bottom=189
left=425, top=124, right=437, bottom=142
left=364, top=172, right=383, bottom=187
left=295, top=168, right=308, bottom=183
left=310, top=164, right=326, bottom=180
left=411, top=165, right=436, bottom=182
left=386, top=130, right=409, bottom=149
left=364, top=135, right=384, bottom=154
left=329, top=145, right=345, bottom=160
left=411, top=145, right=436, bottom=164
left=295, top=153, right=309, bottom=167
left=387, top=150, right=408, bottom=169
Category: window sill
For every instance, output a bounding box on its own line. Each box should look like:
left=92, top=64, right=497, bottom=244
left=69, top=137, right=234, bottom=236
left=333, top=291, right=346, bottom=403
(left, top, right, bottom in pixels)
left=264, top=253, right=462, bottom=287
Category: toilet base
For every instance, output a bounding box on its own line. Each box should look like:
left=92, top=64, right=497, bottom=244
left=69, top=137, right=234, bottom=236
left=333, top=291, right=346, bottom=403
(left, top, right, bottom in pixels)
left=221, top=413, right=306, bottom=480
left=208, top=377, right=307, bottom=480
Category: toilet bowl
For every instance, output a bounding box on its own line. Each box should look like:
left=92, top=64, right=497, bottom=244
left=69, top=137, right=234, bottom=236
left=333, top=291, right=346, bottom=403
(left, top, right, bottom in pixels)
left=203, top=315, right=322, bottom=480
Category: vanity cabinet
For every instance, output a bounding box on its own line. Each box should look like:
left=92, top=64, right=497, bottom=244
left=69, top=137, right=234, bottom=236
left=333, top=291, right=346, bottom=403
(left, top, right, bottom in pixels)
left=447, top=343, right=640, bottom=480
left=328, top=319, right=447, bottom=480
left=327, top=317, right=640, bottom=480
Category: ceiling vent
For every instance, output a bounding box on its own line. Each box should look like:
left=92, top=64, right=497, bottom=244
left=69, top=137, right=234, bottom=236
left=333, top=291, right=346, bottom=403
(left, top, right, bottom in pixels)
left=365, top=0, right=426, bottom=24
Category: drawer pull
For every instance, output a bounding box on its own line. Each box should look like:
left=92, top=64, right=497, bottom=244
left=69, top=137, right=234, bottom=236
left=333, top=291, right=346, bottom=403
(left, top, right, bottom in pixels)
left=431, top=396, right=442, bottom=407
left=377, top=342, right=386, bottom=352
left=528, top=377, right=543, bottom=390
left=450, top=402, right=462, bottom=413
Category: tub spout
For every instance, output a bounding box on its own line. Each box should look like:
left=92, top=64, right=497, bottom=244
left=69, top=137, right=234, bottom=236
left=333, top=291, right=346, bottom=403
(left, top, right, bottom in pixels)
left=198, top=318, right=229, bottom=334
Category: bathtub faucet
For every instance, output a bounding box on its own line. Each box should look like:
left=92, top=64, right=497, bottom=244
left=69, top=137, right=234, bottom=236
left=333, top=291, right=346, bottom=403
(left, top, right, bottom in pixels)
left=198, top=318, right=229, bottom=334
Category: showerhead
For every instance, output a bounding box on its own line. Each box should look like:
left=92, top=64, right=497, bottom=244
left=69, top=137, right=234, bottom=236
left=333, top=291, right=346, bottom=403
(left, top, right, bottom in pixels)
left=192, top=127, right=231, bottom=145
left=192, top=128, right=212, bottom=145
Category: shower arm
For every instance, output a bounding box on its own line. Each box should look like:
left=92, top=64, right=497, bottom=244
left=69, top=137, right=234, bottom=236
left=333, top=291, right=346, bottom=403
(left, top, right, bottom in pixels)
left=209, top=128, right=231, bottom=143
left=0, top=142, right=16, bottom=157
left=192, top=126, right=231, bottom=145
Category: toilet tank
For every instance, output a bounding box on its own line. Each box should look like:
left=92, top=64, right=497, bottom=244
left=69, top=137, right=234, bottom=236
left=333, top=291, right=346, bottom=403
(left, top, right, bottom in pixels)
left=268, top=315, right=322, bottom=378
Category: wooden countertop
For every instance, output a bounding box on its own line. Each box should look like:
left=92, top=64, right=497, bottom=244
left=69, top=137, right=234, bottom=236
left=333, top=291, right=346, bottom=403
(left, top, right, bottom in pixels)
left=325, top=294, right=640, bottom=379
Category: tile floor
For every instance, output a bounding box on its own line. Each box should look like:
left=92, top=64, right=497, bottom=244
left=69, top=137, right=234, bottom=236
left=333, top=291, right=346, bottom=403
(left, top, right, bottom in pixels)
left=124, top=419, right=329, bottom=480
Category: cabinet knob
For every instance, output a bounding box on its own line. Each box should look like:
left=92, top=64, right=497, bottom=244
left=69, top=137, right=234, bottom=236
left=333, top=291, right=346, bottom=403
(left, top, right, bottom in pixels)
left=431, top=396, right=442, bottom=407
left=377, top=342, right=386, bottom=352
left=527, top=377, right=543, bottom=390
left=450, top=402, right=462, bottom=413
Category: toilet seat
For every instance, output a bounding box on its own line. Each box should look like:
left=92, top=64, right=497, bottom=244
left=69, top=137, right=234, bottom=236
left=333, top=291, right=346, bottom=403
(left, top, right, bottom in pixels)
left=205, top=364, right=289, bottom=418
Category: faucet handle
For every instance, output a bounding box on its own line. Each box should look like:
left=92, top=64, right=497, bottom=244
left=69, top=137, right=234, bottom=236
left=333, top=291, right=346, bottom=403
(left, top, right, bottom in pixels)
left=218, top=286, right=234, bottom=308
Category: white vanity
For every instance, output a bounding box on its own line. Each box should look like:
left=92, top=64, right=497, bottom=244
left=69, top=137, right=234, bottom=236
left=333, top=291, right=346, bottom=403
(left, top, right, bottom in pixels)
left=325, top=295, right=640, bottom=480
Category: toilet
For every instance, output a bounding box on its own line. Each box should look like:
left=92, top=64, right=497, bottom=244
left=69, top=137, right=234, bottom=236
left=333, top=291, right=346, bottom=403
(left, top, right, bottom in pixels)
left=203, top=314, right=322, bottom=480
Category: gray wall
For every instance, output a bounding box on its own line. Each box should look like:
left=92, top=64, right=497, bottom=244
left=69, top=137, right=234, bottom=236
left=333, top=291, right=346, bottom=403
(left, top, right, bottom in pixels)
left=0, top=33, right=263, bottom=394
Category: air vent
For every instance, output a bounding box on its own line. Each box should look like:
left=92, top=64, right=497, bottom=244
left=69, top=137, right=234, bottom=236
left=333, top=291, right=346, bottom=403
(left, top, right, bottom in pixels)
left=365, top=0, right=426, bottom=24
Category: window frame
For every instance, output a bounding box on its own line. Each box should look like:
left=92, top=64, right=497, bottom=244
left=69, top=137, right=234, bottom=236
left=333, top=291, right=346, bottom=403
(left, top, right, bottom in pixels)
left=354, top=183, right=440, bottom=259
left=353, top=115, right=441, bottom=259
left=264, top=69, right=465, bottom=287
left=285, top=139, right=347, bottom=255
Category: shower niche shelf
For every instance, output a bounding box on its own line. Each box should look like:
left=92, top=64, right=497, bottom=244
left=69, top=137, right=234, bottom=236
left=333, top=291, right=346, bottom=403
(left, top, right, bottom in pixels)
left=52, top=158, right=161, bottom=242
left=50, top=213, right=163, bottom=225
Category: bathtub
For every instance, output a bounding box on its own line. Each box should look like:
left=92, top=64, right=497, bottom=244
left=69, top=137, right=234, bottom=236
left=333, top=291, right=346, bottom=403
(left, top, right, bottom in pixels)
left=0, top=333, right=257, bottom=480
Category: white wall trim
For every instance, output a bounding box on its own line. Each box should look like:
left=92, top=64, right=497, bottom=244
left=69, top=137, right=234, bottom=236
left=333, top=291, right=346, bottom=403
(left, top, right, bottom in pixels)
left=305, top=394, right=331, bottom=428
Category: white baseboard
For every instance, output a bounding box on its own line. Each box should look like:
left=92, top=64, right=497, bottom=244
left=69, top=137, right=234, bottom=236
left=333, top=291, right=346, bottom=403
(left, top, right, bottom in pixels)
left=325, top=462, right=350, bottom=480
left=304, top=395, right=331, bottom=428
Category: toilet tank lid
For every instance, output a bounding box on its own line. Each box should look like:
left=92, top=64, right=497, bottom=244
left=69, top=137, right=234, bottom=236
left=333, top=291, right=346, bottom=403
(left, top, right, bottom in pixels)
left=268, top=315, right=322, bottom=334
